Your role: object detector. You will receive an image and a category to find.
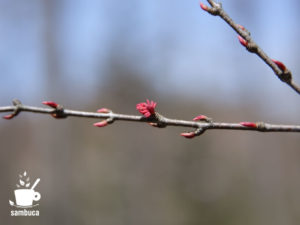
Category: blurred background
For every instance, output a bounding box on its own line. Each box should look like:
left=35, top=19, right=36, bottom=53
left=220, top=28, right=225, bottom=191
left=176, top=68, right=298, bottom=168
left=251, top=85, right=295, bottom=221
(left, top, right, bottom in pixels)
left=1, top=0, right=300, bottom=224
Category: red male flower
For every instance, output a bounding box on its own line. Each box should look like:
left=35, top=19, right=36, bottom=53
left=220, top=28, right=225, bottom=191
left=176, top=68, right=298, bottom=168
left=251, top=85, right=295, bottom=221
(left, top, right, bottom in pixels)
left=136, top=99, right=157, bottom=118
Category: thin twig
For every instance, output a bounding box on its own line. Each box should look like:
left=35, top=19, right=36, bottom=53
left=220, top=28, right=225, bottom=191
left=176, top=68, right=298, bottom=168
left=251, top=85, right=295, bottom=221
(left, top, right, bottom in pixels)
left=1, top=99, right=300, bottom=138
left=200, top=0, right=300, bottom=95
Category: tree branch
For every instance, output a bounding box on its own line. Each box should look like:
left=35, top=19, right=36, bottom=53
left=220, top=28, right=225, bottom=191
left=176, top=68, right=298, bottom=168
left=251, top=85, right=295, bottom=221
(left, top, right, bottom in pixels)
left=200, top=0, right=300, bottom=95
left=1, top=99, right=300, bottom=139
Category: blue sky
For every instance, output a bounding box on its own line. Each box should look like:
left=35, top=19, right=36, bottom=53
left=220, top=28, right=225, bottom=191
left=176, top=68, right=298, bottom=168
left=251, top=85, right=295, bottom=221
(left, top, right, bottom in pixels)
left=0, top=0, right=299, bottom=119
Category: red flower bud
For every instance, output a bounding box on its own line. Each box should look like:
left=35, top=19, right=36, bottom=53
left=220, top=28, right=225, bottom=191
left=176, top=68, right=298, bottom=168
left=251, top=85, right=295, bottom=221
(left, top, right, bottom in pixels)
left=93, top=120, right=108, bottom=128
left=97, top=108, right=111, bottom=113
left=42, top=101, right=58, bottom=108
left=193, top=115, right=209, bottom=121
left=272, top=59, right=286, bottom=72
left=3, top=114, right=14, bottom=120
left=238, top=35, right=248, bottom=47
left=200, top=2, right=208, bottom=11
left=180, top=132, right=196, bottom=139
left=240, top=122, right=257, bottom=128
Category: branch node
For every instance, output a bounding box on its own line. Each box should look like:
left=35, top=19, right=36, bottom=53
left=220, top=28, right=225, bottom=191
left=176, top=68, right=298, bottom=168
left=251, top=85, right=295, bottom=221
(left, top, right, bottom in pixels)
left=51, top=105, right=67, bottom=119
left=246, top=42, right=258, bottom=52
left=200, top=1, right=221, bottom=15
left=195, top=127, right=206, bottom=135
left=3, top=99, right=22, bottom=120
left=147, top=112, right=167, bottom=128
left=94, top=108, right=115, bottom=128
left=181, top=127, right=206, bottom=139
left=256, top=122, right=267, bottom=131
left=43, top=101, right=67, bottom=119
left=207, top=0, right=222, bottom=9
left=279, top=70, right=292, bottom=83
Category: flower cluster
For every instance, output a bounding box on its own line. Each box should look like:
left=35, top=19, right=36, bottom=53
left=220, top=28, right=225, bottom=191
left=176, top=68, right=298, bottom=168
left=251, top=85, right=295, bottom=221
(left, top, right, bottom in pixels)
left=136, top=99, right=157, bottom=118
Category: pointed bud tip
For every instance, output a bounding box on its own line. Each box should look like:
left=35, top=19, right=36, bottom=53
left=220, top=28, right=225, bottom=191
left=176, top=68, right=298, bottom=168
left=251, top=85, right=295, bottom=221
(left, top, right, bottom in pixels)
left=93, top=121, right=108, bottom=128
left=181, top=132, right=196, bottom=139
left=193, top=115, right=208, bottom=121
left=97, top=108, right=110, bottom=113
left=42, top=101, right=58, bottom=108
left=240, top=122, right=257, bottom=128
left=200, top=2, right=208, bottom=11
left=238, top=35, right=248, bottom=47
left=3, top=114, right=14, bottom=120
left=272, top=59, right=286, bottom=72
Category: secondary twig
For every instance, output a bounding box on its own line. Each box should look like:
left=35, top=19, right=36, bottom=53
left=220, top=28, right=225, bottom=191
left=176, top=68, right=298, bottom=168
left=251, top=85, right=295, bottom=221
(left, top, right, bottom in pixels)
left=200, top=0, right=300, bottom=95
left=1, top=99, right=300, bottom=139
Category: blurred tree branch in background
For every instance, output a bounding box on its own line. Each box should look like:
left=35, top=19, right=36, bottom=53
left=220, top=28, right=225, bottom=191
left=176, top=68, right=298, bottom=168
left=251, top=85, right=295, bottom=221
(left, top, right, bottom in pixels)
left=200, top=0, right=300, bottom=94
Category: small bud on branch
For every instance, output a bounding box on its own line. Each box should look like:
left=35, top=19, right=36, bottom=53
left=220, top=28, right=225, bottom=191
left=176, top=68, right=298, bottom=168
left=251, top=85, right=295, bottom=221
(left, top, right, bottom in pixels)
left=240, top=122, right=257, bottom=128
left=238, top=35, right=248, bottom=47
left=3, top=114, right=15, bottom=120
left=42, top=101, right=67, bottom=119
left=272, top=59, right=287, bottom=72
left=181, top=132, right=196, bottom=139
left=200, top=2, right=208, bottom=11
left=97, top=108, right=111, bottom=113
left=93, top=120, right=109, bottom=128
left=42, top=101, right=58, bottom=108
left=193, top=115, right=211, bottom=122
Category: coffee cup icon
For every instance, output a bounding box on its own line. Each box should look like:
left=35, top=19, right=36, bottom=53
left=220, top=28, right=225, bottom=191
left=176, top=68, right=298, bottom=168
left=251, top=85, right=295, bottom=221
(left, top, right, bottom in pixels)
left=13, top=178, right=41, bottom=207
left=14, top=189, right=41, bottom=206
